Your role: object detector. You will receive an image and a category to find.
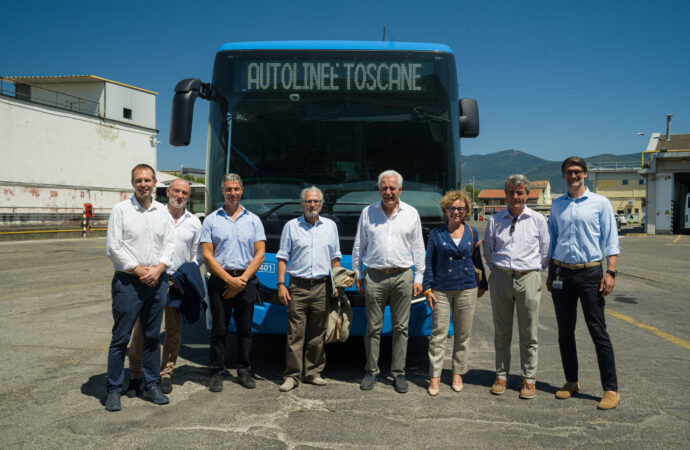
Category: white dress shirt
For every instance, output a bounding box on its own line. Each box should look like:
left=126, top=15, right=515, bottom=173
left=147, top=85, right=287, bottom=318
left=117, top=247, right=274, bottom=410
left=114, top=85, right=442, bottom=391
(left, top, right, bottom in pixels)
left=483, top=206, right=550, bottom=272
left=106, top=196, right=175, bottom=272
left=167, top=209, right=203, bottom=275
left=352, top=200, right=426, bottom=284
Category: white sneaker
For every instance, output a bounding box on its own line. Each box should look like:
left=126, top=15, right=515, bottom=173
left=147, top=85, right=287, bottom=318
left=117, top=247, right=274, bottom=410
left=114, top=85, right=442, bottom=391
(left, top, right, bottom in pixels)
left=306, top=376, right=327, bottom=386
left=279, top=378, right=298, bottom=392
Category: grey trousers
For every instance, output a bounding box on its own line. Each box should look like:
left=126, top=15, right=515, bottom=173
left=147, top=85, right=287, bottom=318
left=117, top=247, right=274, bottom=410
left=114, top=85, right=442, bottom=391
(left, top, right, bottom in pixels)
left=284, top=282, right=328, bottom=381
left=428, top=288, right=478, bottom=377
left=364, top=268, right=413, bottom=377
left=489, top=269, right=541, bottom=384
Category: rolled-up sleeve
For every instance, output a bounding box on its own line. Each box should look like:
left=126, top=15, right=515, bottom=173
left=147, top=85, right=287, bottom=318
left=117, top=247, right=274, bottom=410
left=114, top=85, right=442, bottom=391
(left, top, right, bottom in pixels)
left=411, top=212, right=426, bottom=284
left=276, top=222, right=292, bottom=262
left=329, top=222, right=342, bottom=261
left=600, top=201, right=620, bottom=257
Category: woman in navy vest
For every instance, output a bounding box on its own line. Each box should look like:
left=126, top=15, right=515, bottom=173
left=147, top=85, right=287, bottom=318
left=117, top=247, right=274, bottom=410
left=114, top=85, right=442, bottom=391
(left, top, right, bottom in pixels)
left=423, top=190, right=488, bottom=396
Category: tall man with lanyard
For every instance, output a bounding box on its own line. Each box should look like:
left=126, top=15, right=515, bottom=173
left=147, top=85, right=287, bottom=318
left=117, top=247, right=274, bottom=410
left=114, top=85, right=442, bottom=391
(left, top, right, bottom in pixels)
left=201, top=173, right=266, bottom=392
left=105, top=164, right=175, bottom=411
left=547, top=156, right=621, bottom=410
left=353, top=169, right=425, bottom=394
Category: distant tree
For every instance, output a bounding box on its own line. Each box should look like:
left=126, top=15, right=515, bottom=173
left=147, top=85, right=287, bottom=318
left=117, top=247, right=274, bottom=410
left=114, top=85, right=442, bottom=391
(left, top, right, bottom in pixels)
left=464, top=184, right=479, bottom=202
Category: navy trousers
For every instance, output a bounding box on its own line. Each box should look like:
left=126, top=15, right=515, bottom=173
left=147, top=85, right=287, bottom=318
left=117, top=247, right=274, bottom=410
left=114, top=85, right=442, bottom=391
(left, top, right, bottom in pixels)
left=107, top=272, right=167, bottom=393
left=551, top=265, right=618, bottom=391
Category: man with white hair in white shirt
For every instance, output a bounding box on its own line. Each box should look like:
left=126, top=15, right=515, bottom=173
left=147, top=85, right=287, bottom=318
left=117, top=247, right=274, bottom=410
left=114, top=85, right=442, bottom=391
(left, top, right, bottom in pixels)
left=104, top=164, right=176, bottom=411
left=353, top=169, right=425, bottom=394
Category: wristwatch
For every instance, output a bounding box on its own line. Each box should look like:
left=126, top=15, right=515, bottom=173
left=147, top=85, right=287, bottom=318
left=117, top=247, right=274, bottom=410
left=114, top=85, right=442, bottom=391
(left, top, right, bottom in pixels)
left=606, top=270, right=617, bottom=278
left=277, top=281, right=285, bottom=286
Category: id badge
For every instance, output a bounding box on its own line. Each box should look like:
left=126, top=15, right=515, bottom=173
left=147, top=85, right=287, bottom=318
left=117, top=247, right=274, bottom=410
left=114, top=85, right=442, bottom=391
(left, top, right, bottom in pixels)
left=552, top=280, right=564, bottom=290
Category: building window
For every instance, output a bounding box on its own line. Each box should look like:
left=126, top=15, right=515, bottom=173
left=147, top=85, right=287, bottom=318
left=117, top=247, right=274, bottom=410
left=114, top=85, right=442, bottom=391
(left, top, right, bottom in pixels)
left=123, top=108, right=132, bottom=119
left=622, top=179, right=628, bottom=185
left=639, top=179, right=645, bottom=185
left=635, top=208, right=639, bottom=213
left=642, top=198, right=646, bottom=207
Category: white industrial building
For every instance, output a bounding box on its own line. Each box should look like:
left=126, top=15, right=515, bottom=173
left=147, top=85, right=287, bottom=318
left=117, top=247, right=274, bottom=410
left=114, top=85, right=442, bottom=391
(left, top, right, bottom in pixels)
left=640, top=132, right=690, bottom=234
left=0, top=75, right=159, bottom=226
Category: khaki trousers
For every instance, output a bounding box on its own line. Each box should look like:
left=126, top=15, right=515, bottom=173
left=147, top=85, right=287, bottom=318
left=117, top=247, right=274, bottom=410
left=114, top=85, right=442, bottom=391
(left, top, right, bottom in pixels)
left=364, top=268, right=413, bottom=377
left=284, top=281, right=328, bottom=381
left=129, top=306, right=182, bottom=380
left=489, top=269, right=541, bottom=384
left=428, top=288, right=477, bottom=377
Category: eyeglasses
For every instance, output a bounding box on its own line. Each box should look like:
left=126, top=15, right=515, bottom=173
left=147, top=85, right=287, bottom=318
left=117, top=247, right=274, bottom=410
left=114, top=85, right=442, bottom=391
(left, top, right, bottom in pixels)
left=510, top=216, right=518, bottom=234
left=302, top=200, right=322, bottom=204
left=446, top=206, right=467, bottom=213
left=565, top=169, right=583, bottom=176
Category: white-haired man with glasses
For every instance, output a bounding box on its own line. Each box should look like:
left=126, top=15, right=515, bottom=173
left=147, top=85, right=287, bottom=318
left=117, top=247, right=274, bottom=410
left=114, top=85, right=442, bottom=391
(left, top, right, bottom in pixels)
left=276, top=186, right=341, bottom=392
left=483, top=174, right=550, bottom=399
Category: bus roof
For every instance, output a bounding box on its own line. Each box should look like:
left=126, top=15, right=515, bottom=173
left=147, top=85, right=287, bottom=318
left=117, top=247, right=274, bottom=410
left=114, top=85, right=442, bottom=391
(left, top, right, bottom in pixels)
left=217, top=40, right=454, bottom=54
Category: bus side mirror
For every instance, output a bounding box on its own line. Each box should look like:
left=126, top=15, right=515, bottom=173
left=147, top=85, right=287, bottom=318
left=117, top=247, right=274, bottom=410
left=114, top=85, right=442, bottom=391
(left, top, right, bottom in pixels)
left=170, top=78, right=209, bottom=146
left=459, top=98, right=479, bottom=138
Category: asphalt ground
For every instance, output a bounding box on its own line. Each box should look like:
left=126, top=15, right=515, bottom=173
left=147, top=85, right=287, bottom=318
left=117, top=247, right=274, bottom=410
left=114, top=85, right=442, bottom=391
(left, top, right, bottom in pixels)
left=1, top=223, right=689, bottom=448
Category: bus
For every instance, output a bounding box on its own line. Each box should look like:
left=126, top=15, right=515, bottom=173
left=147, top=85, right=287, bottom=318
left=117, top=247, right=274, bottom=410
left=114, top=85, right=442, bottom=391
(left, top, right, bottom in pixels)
left=169, top=41, right=479, bottom=335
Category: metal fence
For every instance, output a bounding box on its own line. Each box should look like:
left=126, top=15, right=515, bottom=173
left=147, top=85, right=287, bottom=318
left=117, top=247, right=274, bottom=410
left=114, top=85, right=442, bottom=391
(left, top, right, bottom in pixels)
left=0, top=78, right=101, bottom=117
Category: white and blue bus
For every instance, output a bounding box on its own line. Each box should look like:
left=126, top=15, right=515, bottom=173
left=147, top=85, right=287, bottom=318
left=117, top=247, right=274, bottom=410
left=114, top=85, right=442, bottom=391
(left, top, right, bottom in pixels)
left=170, top=41, right=479, bottom=335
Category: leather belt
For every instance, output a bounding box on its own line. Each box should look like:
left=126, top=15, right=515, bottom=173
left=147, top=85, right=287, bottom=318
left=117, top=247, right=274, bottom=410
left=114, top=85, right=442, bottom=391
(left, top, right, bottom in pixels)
left=290, top=276, right=328, bottom=287
left=225, top=269, right=246, bottom=277
left=553, top=260, right=602, bottom=270
left=495, top=266, right=538, bottom=277
left=369, top=267, right=408, bottom=275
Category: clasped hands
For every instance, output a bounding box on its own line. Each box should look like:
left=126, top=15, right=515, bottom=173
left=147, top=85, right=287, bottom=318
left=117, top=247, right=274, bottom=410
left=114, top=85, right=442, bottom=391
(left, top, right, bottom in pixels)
left=133, top=264, right=165, bottom=287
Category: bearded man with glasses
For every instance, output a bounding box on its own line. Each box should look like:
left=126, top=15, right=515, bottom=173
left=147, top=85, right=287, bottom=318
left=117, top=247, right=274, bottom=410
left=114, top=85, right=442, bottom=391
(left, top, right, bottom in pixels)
left=483, top=174, right=550, bottom=399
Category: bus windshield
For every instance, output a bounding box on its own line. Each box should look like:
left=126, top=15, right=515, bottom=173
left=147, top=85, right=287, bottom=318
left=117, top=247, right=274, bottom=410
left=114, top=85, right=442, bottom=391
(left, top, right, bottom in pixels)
left=207, top=49, right=459, bottom=252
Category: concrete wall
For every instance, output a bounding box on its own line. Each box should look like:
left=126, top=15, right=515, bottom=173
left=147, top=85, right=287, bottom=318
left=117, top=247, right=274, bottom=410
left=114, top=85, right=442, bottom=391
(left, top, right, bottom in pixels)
left=0, top=94, right=156, bottom=224
left=104, top=83, right=156, bottom=129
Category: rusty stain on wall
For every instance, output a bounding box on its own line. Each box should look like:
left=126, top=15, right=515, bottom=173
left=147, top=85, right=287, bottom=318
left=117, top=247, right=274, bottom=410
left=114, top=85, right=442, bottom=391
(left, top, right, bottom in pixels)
left=49, top=190, right=58, bottom=199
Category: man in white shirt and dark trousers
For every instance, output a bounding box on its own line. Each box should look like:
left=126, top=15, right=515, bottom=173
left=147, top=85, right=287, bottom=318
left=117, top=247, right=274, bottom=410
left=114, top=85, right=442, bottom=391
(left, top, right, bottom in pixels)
left=353, top=170, right=425, bottom=393
left=276, top=186, right=342, bottom=392
left=127, top=178, right=202, bottom=396
left=104, top=164, right=176, bottom=411
left=201, top=173, right=266, bottom=392
left=484, top=174, right=550, bottom=399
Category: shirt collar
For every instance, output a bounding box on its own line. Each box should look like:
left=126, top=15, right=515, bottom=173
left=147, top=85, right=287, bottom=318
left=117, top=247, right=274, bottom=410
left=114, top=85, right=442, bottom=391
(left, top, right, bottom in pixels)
left=298, top=215, right=322, bottom=227
left=565, top=187, right=591, bottom=201
left=131, top=195, right=157, bottom=211
left=218, top=204, right=247, bottom=218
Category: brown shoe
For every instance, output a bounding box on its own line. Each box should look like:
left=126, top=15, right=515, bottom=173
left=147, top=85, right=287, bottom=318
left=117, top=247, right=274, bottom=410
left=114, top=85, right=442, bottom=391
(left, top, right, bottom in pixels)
left=519, top=380, right=536, bottom=399
left=597, top=391, right=620, bottom=410
left=490, top=378, right=507, bottom=395
left=555, top=381, right=580, bottom=399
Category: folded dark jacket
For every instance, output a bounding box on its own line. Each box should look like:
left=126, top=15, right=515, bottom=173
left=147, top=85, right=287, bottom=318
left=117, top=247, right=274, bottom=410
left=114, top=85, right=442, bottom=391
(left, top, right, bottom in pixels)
left=168, top=262, right=206, bottom=325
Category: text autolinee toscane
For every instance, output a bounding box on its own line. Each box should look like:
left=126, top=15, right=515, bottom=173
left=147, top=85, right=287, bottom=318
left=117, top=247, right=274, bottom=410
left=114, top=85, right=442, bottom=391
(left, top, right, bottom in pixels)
left=245, top=62, right=429, bottom=91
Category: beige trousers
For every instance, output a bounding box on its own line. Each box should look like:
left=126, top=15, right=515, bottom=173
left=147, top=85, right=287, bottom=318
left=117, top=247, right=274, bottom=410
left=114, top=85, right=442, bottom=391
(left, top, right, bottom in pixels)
left=129, top=306, right=182, bottom=380
left=489, top=269, right=541, bottom=384
left=427, top=288, right=477, bottom=377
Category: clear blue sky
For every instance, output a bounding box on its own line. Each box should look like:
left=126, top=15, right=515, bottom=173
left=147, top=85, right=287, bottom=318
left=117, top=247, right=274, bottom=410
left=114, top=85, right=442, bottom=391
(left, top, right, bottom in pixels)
left=3, top=0, right=689, bottom=170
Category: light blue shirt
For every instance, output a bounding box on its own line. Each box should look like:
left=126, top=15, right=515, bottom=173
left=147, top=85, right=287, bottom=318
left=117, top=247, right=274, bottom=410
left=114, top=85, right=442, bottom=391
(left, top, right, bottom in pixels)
left=276, top=215, right=342, bottom=279
left=548, top=188, right=620, bottom=264
left=200, top=205, right=266, bottom=270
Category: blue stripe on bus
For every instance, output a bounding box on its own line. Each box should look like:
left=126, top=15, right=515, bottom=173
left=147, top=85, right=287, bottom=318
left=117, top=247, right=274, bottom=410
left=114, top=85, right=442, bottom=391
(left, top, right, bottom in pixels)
left=217, top=41, right=453, bottom=53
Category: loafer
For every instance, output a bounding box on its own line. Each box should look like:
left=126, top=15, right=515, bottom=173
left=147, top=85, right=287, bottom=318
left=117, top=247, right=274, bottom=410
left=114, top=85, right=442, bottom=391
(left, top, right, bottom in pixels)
left=143, top=384, right=170, bottom=405
left=519, top=380, right=536, bottom=399
left=279, top=377, right=298, bottom=392
left=209, top=374, right=223, bottom=392
left=238, top=373, right=256, bottom=389
left=555, top=381, right=580, bottom=399
left=105, top=391, right=121, bottom=412
left=427, top=385, right=440, bottom=396
left=393, top=375, right=408, bottom=394
left=490, top=378, right=507, bottom=395
left=160, top=377, right=173, bottom=394
left=125, top=378, right=141, bottom=398
left=305, top=376, right=327, bottom=386
left=597, top=390, right=620, bottom=410
left=451, top=375, right=463, bottom=392
left=360, top=372, right=377, bottom=390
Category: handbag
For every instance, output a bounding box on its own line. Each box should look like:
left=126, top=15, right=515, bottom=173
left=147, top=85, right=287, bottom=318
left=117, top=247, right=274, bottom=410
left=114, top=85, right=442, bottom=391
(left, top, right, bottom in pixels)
left=467, top=225, right=484, bottom=284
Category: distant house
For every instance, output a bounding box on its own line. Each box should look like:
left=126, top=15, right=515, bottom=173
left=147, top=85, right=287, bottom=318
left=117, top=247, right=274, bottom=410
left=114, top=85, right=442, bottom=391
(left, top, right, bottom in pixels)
left=477, top=189, right=542, bottom=216
left=529, top=180, right=552, bottom=214
left=589, top=166, right=646, bottom=223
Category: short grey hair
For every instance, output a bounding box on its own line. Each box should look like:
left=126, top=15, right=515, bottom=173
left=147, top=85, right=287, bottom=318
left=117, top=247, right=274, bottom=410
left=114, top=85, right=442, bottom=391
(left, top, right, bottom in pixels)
left=377, top=170, right=403, bottom=189
left=504, top=174, right=531, bottom=194
left=300, top=186, right=323, bottom=202
left=221, top=173, right=243, bottom=188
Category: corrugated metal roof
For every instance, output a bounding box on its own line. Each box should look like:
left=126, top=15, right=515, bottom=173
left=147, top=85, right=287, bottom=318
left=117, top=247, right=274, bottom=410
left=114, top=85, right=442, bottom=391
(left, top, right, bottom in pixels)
left=1, top=75, right=157, bottom=95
